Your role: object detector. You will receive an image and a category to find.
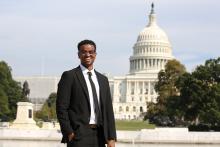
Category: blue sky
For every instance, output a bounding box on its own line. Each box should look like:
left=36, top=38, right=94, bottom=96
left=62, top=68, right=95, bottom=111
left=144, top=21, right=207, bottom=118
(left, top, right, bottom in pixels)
left=1, top=0, right=220, bottom=76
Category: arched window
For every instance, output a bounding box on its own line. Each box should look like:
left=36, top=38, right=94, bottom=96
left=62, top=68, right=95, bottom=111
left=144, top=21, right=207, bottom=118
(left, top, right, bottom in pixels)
left=126, top=106, right=129, bottom=112
left=140, top=106, right=143, bottom=112
left=119, top=106, right=123, bottom=112
left=133, top=106, right=136, bottom=112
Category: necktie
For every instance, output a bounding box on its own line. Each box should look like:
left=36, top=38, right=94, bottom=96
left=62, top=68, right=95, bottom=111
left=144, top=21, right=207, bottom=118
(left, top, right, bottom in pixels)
left=87, top=72, right=101, bottom=125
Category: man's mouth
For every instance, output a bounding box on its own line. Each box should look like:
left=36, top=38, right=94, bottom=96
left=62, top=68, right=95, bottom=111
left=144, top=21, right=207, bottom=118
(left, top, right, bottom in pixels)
left=85, top=58, right=91, bottom=61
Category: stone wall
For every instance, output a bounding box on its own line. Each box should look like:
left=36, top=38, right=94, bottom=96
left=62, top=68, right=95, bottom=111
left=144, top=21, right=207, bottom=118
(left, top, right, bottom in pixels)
left=1, top=127, right=220, bottom=144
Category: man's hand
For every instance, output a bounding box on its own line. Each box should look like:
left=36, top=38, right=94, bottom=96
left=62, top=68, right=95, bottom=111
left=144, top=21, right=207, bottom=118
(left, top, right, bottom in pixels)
left=107, top=139, right=115, bottom=147
left=68, top=132, right=75, bottom=142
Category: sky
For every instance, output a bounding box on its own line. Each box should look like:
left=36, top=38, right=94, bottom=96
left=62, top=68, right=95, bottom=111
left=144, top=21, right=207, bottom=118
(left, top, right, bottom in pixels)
left=1, top=0, right=220, bottom=77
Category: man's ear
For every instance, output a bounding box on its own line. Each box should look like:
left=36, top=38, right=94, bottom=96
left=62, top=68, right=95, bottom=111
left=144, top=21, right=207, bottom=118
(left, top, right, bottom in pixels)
left=78, top=52, right=80, bottom=58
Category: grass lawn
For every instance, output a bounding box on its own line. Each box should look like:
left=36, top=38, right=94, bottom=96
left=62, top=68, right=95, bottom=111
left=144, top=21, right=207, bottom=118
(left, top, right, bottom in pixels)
left=116, top=120, right=155, bottom=131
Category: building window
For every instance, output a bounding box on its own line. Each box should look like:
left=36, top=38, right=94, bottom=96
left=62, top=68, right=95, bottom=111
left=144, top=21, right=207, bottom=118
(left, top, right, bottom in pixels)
left=132, top=97, right=134, bottom=101
left=145, top=97, right=148, bottom=101
left=139, top=88, right=143, bottom=94
left=119, top=106, right=123, bottom=112
left=139, top=82, right=143, bottom=94
left=126, top=106, right=129, bottom=112
left=140, top=107, right=143, bottom=112
left=131, top=89, right=134, bottom=95
left=133, top=106, right=136, bottom=112
left=133, top=115, right=136, bottom=119
left=144, top=82, right=149, bottom=94
left=139, top=97, right=142, bottom=101
left=131, top=82, right=135, bottom=95
left=145, top=88, right=148, bottom=94
left=150, top=82, right=155, bottom=95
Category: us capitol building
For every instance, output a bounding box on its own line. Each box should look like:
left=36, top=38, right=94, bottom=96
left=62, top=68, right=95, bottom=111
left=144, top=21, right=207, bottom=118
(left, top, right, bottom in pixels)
left=15, top=4, right=173, bottom=120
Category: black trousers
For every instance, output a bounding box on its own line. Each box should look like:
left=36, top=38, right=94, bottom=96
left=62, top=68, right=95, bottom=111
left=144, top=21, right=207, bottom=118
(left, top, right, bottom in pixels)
left=67, top=126, right=105, bottom=147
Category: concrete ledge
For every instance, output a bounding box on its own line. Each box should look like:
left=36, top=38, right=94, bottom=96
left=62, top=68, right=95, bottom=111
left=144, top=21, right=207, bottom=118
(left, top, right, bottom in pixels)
left=118, top=139, right=220, bottom=144
left=117, top=128, right=220, bottom=144
left=1, top=128, right=220, bottom=144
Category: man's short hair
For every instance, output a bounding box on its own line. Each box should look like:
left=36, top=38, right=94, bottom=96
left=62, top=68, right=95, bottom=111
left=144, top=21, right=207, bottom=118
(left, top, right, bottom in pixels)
left=77, top=39, right=96, bottom=51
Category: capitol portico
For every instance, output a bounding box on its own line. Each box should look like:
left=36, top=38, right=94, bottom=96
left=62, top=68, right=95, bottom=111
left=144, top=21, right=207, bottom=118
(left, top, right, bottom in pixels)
left=14, top=3, right=174, bottom=120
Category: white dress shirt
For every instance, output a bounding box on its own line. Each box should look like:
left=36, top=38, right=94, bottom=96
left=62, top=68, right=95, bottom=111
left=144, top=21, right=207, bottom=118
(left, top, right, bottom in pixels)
left=80, top=64, right=100, bottom=124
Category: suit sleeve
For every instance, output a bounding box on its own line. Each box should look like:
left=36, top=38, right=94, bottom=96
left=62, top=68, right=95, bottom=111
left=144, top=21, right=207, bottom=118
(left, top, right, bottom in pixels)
left=56, top=71, right=73, bottom=137
left=105, top=78, right=117, bottom=141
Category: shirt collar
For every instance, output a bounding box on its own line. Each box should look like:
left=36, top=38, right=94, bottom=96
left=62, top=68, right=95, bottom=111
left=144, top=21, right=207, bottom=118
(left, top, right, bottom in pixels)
left=80, top=64, right=95, bottom=76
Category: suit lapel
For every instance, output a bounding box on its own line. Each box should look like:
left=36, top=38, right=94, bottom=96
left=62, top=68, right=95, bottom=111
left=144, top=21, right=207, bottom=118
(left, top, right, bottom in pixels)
left=75, top=66, right=90, bottom=101
left=75, top=67, right=104, bottom=112
left=95, top=70, right=105, bottom=107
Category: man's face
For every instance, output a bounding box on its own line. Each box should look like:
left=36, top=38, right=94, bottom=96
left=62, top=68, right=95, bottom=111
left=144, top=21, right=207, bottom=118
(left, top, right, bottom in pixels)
left=78, top=44, right=96, bottom=69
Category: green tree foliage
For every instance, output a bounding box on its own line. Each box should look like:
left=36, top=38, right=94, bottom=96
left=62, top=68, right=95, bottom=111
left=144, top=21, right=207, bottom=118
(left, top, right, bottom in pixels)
left=177, top=57, right=220, bottom=125
left=145, top=59, right=186, bottom=125
left=0, top=61, right=24, bottom=121
left=35, top=92, right=57, bottom=121
left=0, top=88, right=10, bottom=120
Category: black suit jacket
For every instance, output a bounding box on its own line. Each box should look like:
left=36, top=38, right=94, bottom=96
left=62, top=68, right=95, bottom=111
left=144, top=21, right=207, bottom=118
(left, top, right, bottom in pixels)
left=56, top=66, right=116, bottom=143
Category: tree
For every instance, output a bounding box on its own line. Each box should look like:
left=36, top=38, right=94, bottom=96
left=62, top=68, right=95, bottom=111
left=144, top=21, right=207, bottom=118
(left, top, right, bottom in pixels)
left=177, top=57, right=220, bottom=125
left=146, top=57, right=220, bottom=127
left=176, top=73, right=203, bottom=123
left=0, top=61, right=24, bottom=120
left=35, top=92, right=57, bottom=121
left=146, top=59, right=186, bottom=126
left=0, top=88, right=10, bottom=121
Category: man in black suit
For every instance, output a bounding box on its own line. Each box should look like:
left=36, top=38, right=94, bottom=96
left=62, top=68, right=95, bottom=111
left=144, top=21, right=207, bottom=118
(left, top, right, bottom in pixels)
left=56, top=39, right=116, bottom=147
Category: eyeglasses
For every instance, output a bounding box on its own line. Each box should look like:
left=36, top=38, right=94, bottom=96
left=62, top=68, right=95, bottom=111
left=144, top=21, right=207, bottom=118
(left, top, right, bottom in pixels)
left=79, top=51, right=96, bottom=56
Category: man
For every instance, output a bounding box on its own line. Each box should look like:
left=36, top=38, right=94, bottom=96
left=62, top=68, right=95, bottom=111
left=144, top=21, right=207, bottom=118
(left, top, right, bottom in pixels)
left=56, top=39, right=116, bottom=147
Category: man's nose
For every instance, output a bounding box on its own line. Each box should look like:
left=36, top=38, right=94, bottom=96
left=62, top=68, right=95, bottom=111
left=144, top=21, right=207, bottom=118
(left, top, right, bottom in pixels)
left=84, top=52, right=91, bottom=56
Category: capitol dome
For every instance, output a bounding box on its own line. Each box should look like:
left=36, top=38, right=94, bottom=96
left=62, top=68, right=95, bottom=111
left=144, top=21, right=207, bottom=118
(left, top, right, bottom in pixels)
left=138, top=25, right=169, bottom=43
left=129, top=3, right=173, bottom=75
